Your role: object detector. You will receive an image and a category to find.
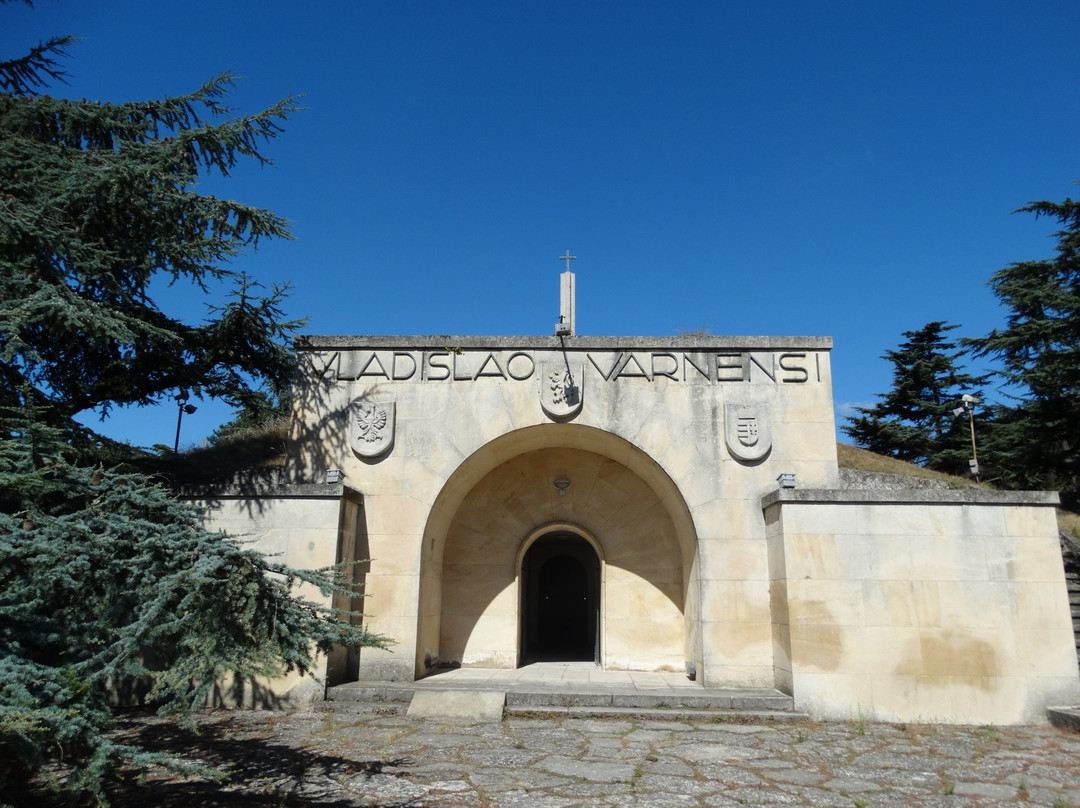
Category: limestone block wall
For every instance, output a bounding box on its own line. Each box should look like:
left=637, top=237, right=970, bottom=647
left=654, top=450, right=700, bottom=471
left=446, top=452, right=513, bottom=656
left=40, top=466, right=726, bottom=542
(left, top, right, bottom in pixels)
left=287, top=336, right=840, bottom=682
left=186, top=482, right=357, bottom=706
left=764, top=488, right=1080, bottom=724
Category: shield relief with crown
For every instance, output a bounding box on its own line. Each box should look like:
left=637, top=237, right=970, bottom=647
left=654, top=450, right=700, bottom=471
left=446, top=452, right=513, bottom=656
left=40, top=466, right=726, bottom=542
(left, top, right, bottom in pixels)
left=539, top=363, right=584, bottom=419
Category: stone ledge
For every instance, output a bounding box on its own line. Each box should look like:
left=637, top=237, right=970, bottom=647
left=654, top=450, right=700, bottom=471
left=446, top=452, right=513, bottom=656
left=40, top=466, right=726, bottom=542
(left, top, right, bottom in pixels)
left=762, top=487, right=1060, bottom=508
left=295, top=334, right=834, bottom=351
left=838, top=468, right=951, bottom=491
left=178, top=480, right=362, bottom=502
left=504, top=704, right=812, bottom=722
left=1047, top=706, right=1080, bottom=733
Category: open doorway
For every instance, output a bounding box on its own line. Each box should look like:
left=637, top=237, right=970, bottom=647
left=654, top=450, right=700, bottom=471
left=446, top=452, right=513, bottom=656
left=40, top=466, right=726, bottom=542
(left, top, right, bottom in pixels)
left=520, top=531, right=599, bottom=664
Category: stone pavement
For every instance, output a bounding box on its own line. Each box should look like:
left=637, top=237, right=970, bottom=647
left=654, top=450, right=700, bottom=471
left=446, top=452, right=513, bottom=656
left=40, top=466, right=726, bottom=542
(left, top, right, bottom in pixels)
left=87, top=705, right=1080, bottom=807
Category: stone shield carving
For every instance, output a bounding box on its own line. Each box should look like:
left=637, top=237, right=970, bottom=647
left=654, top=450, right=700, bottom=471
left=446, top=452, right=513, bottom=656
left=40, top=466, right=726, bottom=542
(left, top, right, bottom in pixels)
left=350, top=400, right=395, bottom=458
left=724, top=402, right=771, bottom=462
left=539, top=363, right=584, bottom=419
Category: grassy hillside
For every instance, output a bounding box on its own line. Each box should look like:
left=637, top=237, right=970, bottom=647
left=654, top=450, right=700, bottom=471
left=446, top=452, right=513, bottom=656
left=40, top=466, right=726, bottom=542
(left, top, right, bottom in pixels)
left=836, top=443, right=979, bottom=486
left=837, top=442, right=1079, bottom=538
left=135, top=419, right=289, bottom=487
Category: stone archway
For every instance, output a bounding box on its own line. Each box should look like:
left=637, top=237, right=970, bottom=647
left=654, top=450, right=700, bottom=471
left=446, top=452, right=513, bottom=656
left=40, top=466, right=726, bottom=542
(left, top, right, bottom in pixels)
left=422, top=430, right=697, bottom=674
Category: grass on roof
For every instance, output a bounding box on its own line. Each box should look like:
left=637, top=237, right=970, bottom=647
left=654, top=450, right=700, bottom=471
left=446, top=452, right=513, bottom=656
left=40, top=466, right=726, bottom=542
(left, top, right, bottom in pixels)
left=135, top=418, right=289, bottom=486
left=836, top=443, right=978, bottom=485
left=838, top=442, right=1077, bottom=539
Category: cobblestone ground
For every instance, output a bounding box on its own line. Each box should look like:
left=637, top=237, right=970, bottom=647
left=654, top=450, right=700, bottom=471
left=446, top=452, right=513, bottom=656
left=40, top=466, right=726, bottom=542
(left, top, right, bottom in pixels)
left=30, top=710, right=1080, bottom=807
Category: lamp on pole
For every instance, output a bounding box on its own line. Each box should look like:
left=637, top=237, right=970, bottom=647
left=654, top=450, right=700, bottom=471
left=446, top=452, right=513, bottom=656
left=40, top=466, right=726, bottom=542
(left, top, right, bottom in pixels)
left=951, top=394, right=980, bottom=481
left=174, top=395, right=198, bottom=453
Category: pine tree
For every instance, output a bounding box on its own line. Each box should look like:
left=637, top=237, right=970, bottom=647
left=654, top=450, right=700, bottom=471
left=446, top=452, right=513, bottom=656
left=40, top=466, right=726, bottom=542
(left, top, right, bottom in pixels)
left=0, top=24, right=300, bottom=435
left=0, top=410, right=389, bottom=802
left=843, top=321, right=988, bottom=475
left=964, top=196, right=1080, bottom=505
left=0, top=9, right=390, bottom=802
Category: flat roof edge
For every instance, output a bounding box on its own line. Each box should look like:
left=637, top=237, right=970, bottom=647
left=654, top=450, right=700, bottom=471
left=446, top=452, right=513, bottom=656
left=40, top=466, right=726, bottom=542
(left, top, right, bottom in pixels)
left=177, top=482, right=364, bottom=502
left=295, top=335, right=834, bottom=351
left=761, top=488, right=1060, bottom=508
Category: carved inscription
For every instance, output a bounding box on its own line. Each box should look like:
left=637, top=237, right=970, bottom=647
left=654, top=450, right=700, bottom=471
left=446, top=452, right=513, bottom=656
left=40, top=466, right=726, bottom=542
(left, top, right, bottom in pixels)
left=322, top=350, right=820, bottom=385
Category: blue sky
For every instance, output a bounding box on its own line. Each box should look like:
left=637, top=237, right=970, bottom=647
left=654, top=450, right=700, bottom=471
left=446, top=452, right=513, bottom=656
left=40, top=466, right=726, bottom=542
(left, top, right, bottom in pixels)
left=8, top=1, right=1080, bottom=449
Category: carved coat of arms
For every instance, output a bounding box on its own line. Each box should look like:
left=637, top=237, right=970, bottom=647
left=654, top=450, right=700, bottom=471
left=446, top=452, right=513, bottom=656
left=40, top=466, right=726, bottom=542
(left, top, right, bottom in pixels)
left=724, top=402, right=771, bottom=462
left=350, top=400, right=395, bottom=458
left=539, top=363, right=584, bottom=420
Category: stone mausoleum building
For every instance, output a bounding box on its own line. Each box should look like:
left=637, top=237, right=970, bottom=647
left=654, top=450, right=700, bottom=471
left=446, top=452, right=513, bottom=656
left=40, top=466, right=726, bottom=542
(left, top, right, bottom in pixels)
left=198, top=268, right=1079, bottom=725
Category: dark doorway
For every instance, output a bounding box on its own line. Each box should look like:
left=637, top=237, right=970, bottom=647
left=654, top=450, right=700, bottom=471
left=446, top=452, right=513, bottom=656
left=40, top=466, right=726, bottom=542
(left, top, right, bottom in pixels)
left=521, top=532, right=599, bottom=664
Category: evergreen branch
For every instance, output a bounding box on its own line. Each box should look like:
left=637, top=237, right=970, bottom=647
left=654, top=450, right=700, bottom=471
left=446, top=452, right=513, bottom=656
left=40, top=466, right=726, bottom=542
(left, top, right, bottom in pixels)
left=0, top=35, right=75, bottom=95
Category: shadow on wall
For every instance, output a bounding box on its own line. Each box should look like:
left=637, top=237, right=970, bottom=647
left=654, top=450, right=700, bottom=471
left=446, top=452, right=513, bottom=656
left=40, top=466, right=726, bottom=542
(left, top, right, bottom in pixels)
left=287, top=350, right=387, bottom=483
left=436, top=446, right=686, bottom=670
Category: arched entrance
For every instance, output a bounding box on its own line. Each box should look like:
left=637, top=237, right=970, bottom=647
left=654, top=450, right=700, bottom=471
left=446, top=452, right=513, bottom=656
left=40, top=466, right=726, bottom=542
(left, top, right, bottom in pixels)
left=417, top=425, right=701, bottom=678
left=520, top=531, right=599, bottom=664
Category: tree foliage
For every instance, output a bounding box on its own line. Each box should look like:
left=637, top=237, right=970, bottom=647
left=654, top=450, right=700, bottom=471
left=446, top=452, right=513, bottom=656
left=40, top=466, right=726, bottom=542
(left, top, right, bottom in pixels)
left=964, top=197, right=1080, bottom=504
left=842, top=321, right=988, bottom=475
left=0, top=10, right=389, bottom=804
left=0, top=411, right=389, bottom=803
left=0, top=27, right=301, bottom=433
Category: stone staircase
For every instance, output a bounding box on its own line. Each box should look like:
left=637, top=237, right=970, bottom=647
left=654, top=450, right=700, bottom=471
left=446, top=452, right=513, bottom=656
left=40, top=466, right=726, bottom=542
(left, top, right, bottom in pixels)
left=324, top=679, right=807, bottom=722
left=1063, top=529, right=1080, bottom=671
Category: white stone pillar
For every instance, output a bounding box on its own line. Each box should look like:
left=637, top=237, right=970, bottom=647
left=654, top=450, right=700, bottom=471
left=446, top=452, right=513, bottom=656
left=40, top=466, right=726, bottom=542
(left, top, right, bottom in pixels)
left=559, top=269, right=576, bottom=336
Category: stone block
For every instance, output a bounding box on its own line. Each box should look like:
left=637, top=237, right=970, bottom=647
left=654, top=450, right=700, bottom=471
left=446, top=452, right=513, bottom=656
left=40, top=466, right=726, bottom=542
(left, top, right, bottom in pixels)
left=916, top=627, right=1014, bottom=677
left=703, top=538, right=770, bottom=580
left=283, top=529, right=339, bottom=570
left=365, top=495, right=431, bottom=536
left=860, top=580, right=918, bottom=627
left=701, top=663, right=776, bottom=689
left=782, top=503, right=855, bottom=535
left=699, top=620, right=773, bottom=668
left=790, top=672, right=872, bottom=720
left=906, top=534, right=988, bottom=581
left=983, top=533, right=1068, bottom=582
left=700, top=579, right=771, bottom=623
left=786, top=578, right=865, bottom=626
left=789, top=624, right=848, bottom=673
left=1003, top=504, right=1059, bottom=538
left=1015, top=628, right=1080, bottom=675
left=781, top=532, right=840, bottom=579
left=406, top=689, right=506, bottom=719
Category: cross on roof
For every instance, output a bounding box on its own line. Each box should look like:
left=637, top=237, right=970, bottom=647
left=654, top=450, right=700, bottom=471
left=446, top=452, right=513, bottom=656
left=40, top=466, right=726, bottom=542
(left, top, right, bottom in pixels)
left=558, top=250, right=577, bottom=272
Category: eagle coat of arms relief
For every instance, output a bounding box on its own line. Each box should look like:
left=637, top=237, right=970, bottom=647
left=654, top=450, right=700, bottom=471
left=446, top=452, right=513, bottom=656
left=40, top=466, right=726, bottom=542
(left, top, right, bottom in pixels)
left=349, top=400, right=395, bottom=458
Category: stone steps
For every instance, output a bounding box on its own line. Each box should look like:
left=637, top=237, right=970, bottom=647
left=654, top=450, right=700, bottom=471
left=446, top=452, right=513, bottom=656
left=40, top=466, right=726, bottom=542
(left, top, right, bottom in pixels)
left=503, top=705, right=809, bottom=723
left=323, top=681, right=808, bottom=722
left=1062, top=533, right=1080, bottom=665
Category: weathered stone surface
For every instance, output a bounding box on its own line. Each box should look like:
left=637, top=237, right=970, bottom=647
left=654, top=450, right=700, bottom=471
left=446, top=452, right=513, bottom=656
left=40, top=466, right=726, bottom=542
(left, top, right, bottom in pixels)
left=536, top=755, right=636, bottom=783
left=405, top=688, right=505, bottom=719
left=28, top=711, right=1080, bottom=807
left=189, top=330, right=1078, bottom=726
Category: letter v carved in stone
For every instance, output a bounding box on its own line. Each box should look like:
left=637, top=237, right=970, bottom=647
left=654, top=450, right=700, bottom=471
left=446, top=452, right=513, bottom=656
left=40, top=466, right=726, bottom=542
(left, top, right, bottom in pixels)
left=587, top=352, right=623, bottom=381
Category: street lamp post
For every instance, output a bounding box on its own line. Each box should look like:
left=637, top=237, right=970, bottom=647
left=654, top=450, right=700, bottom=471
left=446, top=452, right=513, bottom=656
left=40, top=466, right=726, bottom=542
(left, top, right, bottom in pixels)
left=174, top=395, right=198, bottom=453
left=952, top=394, right=980, bottom=481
